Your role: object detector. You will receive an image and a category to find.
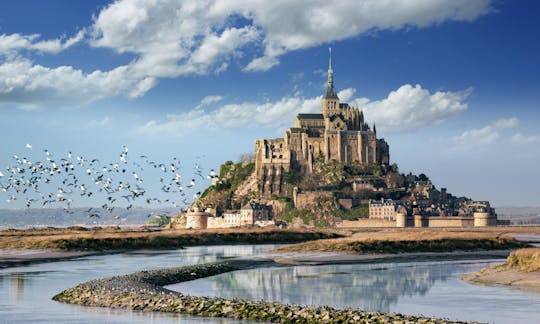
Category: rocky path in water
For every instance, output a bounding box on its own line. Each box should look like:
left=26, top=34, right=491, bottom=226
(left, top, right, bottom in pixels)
left=53, top=257, right=482, bottom=323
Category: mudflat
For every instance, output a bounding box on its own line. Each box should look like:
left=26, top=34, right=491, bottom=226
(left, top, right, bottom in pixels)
left=463, top=248, right=540, bottom=289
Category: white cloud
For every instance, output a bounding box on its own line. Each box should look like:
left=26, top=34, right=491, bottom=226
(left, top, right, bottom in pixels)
left=138, top=94, right=321, bottom=137
left=86, top=116, right=112, bottom=128
left=236, top=0, right=494, bottom=71
left=200, top=95, right=223, bottom=106
left=0, top=30, right=85, bottom=57
left=360, top=84, right=472, bottom=132
left=0, top=0, right=493, bottom=107
left=452, top=117, right=519, bottom=150
left=0, top=58, right=151, bottom=108
left=511, top=133, right=540, bottom=144
left=138, top=85, right=471, bottom=137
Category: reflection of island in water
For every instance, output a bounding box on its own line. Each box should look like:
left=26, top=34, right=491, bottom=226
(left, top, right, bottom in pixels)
left=176, top=245, right=278, bottom=265
left=171, top=262, right=484, bottom=312
left=0, top=272, right=33, bottom=301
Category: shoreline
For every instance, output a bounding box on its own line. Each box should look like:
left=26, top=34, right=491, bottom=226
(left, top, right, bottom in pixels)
left=462, top=248, right=540, bottom=290
left=1, top=226, right=534, bottom=269
left=462, top=265, right=540, bottom=290
left=268, top=250, right=510, bottom=266
left=0, top=249, right=114, bottom=269
left=52, top=253, right=497, bottom=323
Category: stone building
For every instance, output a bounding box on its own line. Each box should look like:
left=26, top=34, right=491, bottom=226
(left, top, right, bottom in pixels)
left=187, top=202, right=273, bottom=229
left=255, top=51, right=390, bottom=199
left=369, top=198, right=398, bottom=221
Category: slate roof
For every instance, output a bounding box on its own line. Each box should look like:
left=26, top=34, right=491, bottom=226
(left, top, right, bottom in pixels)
left=297, top=113, right=324, bottom=120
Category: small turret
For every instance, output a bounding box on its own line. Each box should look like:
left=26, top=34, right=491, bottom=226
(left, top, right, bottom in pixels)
left=373, top=123, right=376, bottom=135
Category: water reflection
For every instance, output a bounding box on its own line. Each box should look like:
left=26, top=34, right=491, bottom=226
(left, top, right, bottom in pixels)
left=169, top=261, right=462, bottom=312
left=9, top=272, right=25, bottom=300
left=0, top=245, right=279, bottom=324
left=167, top=260, right=540, bottom=323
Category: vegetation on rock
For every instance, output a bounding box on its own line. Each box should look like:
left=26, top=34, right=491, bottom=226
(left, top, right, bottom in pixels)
left=199, top=160, right=256, bottom=213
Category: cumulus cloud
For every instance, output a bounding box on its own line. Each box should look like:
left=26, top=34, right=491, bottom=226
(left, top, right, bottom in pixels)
left=0, top=58, right=152, bottom=108
left=452, top=117, right=519, bottom=150
left=138, top=85, right=470, bottom=137
left=0, top=0, right=493, bottom=108
left=138, top=93, right=321, bottom=137
left=0, top=30, right=85, bottom=57
left=236, top=0, right=494, bottom=71
left=360, top=84, right=472, bottom=132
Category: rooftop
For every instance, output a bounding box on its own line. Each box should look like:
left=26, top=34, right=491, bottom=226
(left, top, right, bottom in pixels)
left=297, top=113, right=324, bottom=120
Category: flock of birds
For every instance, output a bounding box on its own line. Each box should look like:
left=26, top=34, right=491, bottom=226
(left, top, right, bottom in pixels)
left=0, top=144, right=219, bottom=219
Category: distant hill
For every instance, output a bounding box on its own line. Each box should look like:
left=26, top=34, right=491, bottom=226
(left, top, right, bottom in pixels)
left=0, top=207, right=180, bottom=229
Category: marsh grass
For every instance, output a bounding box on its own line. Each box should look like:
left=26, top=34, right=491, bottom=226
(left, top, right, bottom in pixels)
left=274, top=230, right=529, bottom=254
left=0, top=227, right=342, bottom=251
left=505, top=248, right=540, bottom=272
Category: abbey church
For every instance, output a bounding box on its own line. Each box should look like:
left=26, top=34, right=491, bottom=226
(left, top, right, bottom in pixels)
left=255, top=52, right=390, bottom=199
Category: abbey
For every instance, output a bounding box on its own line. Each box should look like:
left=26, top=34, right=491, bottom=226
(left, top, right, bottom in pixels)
left=255, top=52, right=390, bottom=199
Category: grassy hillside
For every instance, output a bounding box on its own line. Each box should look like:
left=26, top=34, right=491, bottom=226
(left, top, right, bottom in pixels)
left=198, top=161, right=256, bottom=213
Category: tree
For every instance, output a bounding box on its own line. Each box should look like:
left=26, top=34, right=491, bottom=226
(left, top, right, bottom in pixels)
left=238, top=153, right=254, bottom=163
left=418, top=173, right=429, bottom=181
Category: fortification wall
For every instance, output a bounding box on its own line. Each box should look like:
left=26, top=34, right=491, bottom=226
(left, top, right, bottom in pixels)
left=427, top=216, right=474, bottom=227
left=336, top=219, right=395, bottom=228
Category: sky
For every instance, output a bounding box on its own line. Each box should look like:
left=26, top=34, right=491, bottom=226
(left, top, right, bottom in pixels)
left=0, top=0, right=539, bottom=210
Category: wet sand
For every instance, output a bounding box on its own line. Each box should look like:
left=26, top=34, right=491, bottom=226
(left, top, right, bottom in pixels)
left=268, top=250, right=511, bottom=266
left=463, top=265, right=540, bottom=289
left=0, top=249, right=98, bottom=268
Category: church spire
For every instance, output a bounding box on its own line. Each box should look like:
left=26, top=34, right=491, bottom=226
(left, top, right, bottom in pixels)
left=329, top=47, right=332, bottom=72
left=324, top=47, right=338, bottom=99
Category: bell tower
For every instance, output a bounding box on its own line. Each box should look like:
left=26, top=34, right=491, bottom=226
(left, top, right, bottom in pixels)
left=321, top=48, right=340, bottom=118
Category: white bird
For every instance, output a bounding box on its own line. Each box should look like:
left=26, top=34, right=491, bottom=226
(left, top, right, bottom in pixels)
left=25, top=143, right=32, bottom=150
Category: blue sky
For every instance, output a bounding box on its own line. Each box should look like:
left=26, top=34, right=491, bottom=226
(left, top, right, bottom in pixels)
left=0, top=0, right=539, bottom=210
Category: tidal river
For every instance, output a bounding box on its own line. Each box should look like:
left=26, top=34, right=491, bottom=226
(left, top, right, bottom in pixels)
left=2, top=245, right=540, bottom=323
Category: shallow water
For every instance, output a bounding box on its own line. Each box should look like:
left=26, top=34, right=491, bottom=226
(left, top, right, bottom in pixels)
left=0, top=245, right=279, bottom=323
left=2, top=245, right=540, bottom=324
left=167, top=259, right=540, bottom=324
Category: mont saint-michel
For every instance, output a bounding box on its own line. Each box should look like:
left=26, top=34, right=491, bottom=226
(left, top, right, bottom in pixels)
left=2, top=2, right=540, bottom=324
left=185, top=53, right=498, bottom=230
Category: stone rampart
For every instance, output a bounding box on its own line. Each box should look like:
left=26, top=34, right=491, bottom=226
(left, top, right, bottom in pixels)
left=336, top=219, right=395, bottom=228
left=427, top=216, right=474, bottom=228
